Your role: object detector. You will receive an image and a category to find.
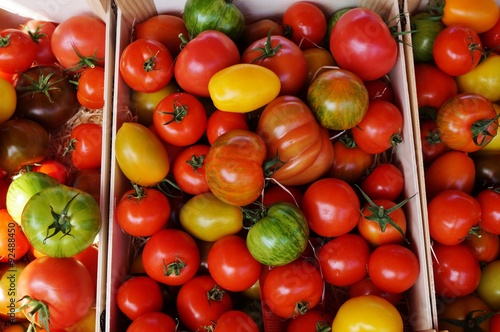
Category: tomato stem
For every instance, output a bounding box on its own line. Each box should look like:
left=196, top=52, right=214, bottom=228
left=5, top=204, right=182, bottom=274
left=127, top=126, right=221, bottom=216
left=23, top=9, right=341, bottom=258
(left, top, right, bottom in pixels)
left=187, top=153, right=206, bottom=174
left=160, top=100, right=189, bottom=125
left=17, top=295, right=52, bottom=332
left=22, top=24, right=48, bottom=43
left=294, top=300, right=310, bottom=317
left=162, top=256, right=186, bottom=276
left=250, top=28, right=282, bottom=63
left=425, top=128, right=442, bottom=146
left=440, top=309, right=495, bottom=331
left=391, top=133, right=403, bottom=147
left=66, top=42, right=103, bottom=72
left=207, top=285, right=226, bottom=302
left=262, top=150, right=286, bottom=178
left=0, top=34, right=11, bottom=47
left=241, top=202, right=268, bottom=229
left=17, top=67, right=67, bottom=103
left=43, top=193, right=80, bottom=243
left=471, top=113, right=500, bottom=147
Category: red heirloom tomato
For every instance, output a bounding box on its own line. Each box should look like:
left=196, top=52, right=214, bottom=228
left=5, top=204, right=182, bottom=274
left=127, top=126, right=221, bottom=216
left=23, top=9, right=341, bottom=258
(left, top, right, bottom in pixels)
left=424, top=150, right=475, bottom=200
left=172, top=144, right=210, bottom=195
left=142, top=228, right=200, bottom=286
left=77, top=66, right=105, bottom=109
left=433, top=25, right=483, bottom=76
left=328, top=136, right=375, bottom=184
left=204, top=129, right=266, bottom=206
left=0, top=29, right=36, bottom=73
left=477, top=188, right=500, bottom=235
left=330, top=7, right=397, bottom=81
left=207, top=235, right=262, bottom=292
left=127, top=312, right=177, bottom=332
left=414, top=63, right=458, bottom=109
left=419, top=119, right=449, bottom=166
left=281, top=1, right=327, bottom=49
left=432, top=242, right=481, bottom=298
left=436, top=93, right=498, bottom=152
left=317, top=233, right=371, bottom=287
left=115, top=186, right=170, bottom=237
left=352, top=99, right=403, bottom=154
left=134, top=14, right=188, bottom=57
left=241, top=34, right=308, bottom=96
left=17, top=256, right=94, bottom=330
left=120, top=38, right=174, bottom=93
left=301, top=178, right=360, bottom=237
left=214, top=310, right=259, bottom=332
left=428, top=190, right=481, bottom=245
left=174, top=30, right=240, bottom=97
left=66, top=123, right=102, bottom=170
left=51, top=15, right=106, bottom=70
left=206, top=110, right=248, bottom=145
left=152, top=92, right=207, bottom=146
left=116, top=276, right=164, bottom=321
left=176, top=275, right=233, bottom=331
left=22, top=20, right=57, bottom=66
left=262, top=259, right=324, bottom=319
left=307, top=68, right=369, bottom=130
left=360, top=163, right=404, bottom=201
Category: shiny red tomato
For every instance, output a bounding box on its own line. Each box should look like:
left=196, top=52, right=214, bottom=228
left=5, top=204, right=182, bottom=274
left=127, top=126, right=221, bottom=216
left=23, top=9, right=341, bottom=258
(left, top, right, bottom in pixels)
left=241, top=34, right=308, bottom=95
left=22, top=20, right=57, bottom=66
left=419, top=119, right=449, bottom=166
left=152, top=92, right=207, bottom=146
left=261, top=184, right=303, bottom=207
left=281, top=1, right=327, bottom=49
left=432, top=242, right=482, bottom=298
left=367, top=244, right=420, bottom=294
left=116, top=276, right=164, bottom=320
left=73, top=243, right=99, bottom=291
left=0, top=28, right=36, bottom=73
left=480, top=8, right=500, bottom=53
left=262, top=258, right=324, bottom=318
left=477, top=188, right=500, bottom=235
left=328, top=136, right=375, bottom=184
left=115, top=186, right=170, bottom=237
left=214, top=310, right=260, bottom=332
left=206, top=110, right=248, bottom=145
left=77, top=65, right=105, bottom=109
left=464, top=227, right=500, bottom=263
left=352, top=100, right=403, bottom=154
left=414, top=62, right=458, bottom=110
left=348, top=277, right=403, bottom=306
left=317, top=233, right=370, bottom=286
left=126, top=312, right=177, bottom=332
left=0, top=209, right=30, bottom=263
left=120, top=38, right=174, bottom=93
left=285, top=309, right=332, bottom=332
left=301, top=177, right=360, bottom=237
left=32, top=159, right=68, bottom=184
left=172, top=144, right=210, bottom=195
left=364, top=77, right=395, bottom=103
left=66, top=122, right=102, bottom=170
left=433, top=25, right=483, bottom=76
left=240, top=18, right=284, bottom=49
left=360, top=163, right=404, bottom=201
left=176, top=275, right=233, bottom=331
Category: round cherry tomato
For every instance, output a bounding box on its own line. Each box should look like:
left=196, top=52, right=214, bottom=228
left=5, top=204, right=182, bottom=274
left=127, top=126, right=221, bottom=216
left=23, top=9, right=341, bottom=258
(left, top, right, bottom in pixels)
left=126, top=312, right=177, bottom=332
left=66, top=123, right=102, bottom=170
left=281, top=2, right=327, bottom=49
left=32, top=159, right=68, bottom=184
left=414, top=62, right=458, bottom=109
left=419, top=119, right=449, bottom=166
left=464, top=227, right=500, bottom=263
left=477, top=188, right=500, bottom=234
left=286, top=309, right=332, bottom=332
left=214, top=310, right=260, bottom=332
left=206, top=110, right=248, bottom=145
left=77, top=66, right=105, bottom=109
left=117, top=276, right=163, bottom=320
left=21, top=19, right=57, bottom=66
left=0, top=28, right=36, bottom=73
left=172, top=144, right=210, bottom=195
left=360, top=163, right=404, bottom=201
left=328, top=135, right=375, bottom=184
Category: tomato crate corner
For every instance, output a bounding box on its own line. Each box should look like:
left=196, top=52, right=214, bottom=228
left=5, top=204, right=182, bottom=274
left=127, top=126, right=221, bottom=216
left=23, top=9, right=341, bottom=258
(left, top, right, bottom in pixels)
left=106, top=0, right=436, bottom=331
left=0, top=0, right=116, bottom=331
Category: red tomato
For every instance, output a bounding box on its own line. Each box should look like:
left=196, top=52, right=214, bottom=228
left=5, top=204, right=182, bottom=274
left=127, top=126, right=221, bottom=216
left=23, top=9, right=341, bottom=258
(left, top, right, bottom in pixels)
left=207, top=235, right=262, bottom=292
left=285, top=309, right=332, bottom=332
left=491, top=313, right=500, bottom=332
left=330, top=7, right=397, bottom=81
left=134, top=14, right=188, bottom=58
left=77, top=66, right=105, bottom=109
left=436, top=93, right=498, bottom=152
left=433, top=25, right=483, bottom=76
left=464, top=227, right=500, bottom=263
left=66, top=123, right=102, bottom=170
left=73, top=243, right=99, bottom=291
left=262, top=259, right=324, bottom=318
left=152, top=92, right=207, bottom=146
left=328, top=136, right=375, bottom=184
left=419, top=119, right=449, bottom=166
left=428, top=189, right=481, bottom=245
left=172, top=144, right=210, bottom=195
left=0, top=178, right=10, bottom=209
left=281, top=2, right=327, bottom=49
left=352, top=100, right=403, bottom=154
left=367, top=244, right=420, bottom=294
left=301, top=178, right=360, bottom=237
left=414, top=63, right=458, bottom=109
left=174, top=30, right=240, bottom=97
left=261, top=184, right=303, bottom=207
left=0, top=209, right=30, bottom=263
left=480, top=8, right=500, bottom=53
left=348, top=277, right=404, bottom=306
left=116, top=276, right=164, bottom=320
left=142, top=228, right=199, bottom=286
left=364, top=77, right=395, bottom=103
left=32, top=159, right=68, bottom=184
left=206, top=110, right=248, bottom=145
left=115, top=186, right=170, bottom=237
left=424, top=150, right=475, bottom=200
left=214, top=310, right=260, bottom=332
left=120, top=38, right=174, bottom=93
left=240, top=18, right=284, bottom=49
left=126, top=312, right=177, bottom=332
left=241, top=34, right=308, bottom=95
left=432, top=242, right=482, bottom=298
left=51, top=15, right=106, bottom=70
left=17, top=256, right=94, bottom=330
left=0, top=29, right=36, bottom=73
left=477, top=188, right=500, bottom=235
left=176, top=275, right=233, bottom=331
left=360, top=163, right=404, bottom=201
left=317, top=233, right=370, bottom=286
left=22, top=20, right=57, bottom=66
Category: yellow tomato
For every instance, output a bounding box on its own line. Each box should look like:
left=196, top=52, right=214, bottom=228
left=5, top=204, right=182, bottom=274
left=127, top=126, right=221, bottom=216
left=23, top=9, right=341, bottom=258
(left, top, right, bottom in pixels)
left=0, top=77, right=16, bottom=124
left=179, top=192, right=243, bottom=242
left=66, top=307, right=96, bottom=332
left=129, top=81, right=179, bottom=126
left=456, top=54, right=500, bottom=102
left=331, top=295, right=403, bottom=332
left=208, top=63, right=281, bottom=113
left=115, top=122, right=169, bottom=187
left=476, top=103, right=500, bottom=154
left=0, top=261, right=28, bottom=321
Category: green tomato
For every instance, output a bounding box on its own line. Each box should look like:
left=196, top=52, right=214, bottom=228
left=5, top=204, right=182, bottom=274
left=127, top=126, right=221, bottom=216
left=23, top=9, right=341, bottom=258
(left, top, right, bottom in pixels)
left=21, top=184, right=101, bottom=258
left=410, top=12, right=445, bottom=63
left=179, top=192, right=243, bottom=242
left=183, top=0, right=245, bottom=41
left=476, top=260, right=500, bottom=310
left=246, top=202, right=309, bottom=266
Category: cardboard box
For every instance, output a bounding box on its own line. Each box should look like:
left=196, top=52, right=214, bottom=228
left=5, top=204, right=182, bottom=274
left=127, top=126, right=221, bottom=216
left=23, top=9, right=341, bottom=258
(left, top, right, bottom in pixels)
left=107, top=0, right=436, bottom=331
left=0, top=1, right=115, bottom=330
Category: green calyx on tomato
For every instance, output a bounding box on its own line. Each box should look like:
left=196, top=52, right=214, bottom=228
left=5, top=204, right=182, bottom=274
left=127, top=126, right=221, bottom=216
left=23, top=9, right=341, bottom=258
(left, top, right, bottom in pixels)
left=66, top=43, right=104, bottom=72
left=470, top=113, right=500, bottom=147
left=248, top=29, right=282, bottom=62
left=157, top=99, right=189, bottom=125
left=162, top=256, right=186, bottom=277
left=440, top=310, right=495, bottom=331
left=17, top=295, right=51, bottom=331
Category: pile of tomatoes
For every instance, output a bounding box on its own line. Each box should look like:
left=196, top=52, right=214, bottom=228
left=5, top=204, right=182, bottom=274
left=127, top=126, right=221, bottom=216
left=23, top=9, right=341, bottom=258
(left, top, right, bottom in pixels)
left=410, top=0, right=500, bottom=331
left=112, top=0, right=426, bottom=331
left=0, top=13, right=107, bottom=332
